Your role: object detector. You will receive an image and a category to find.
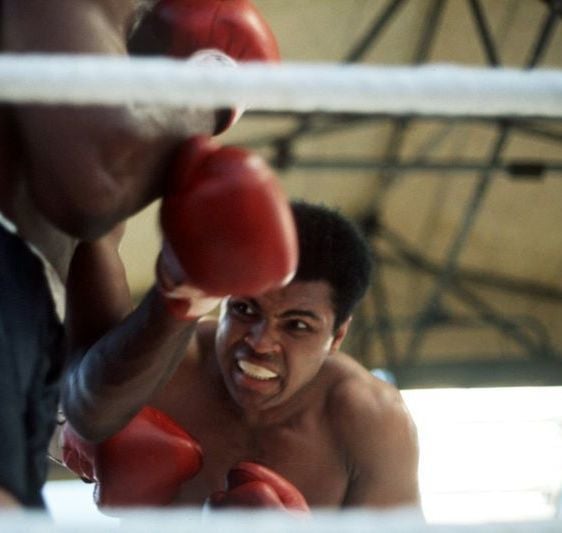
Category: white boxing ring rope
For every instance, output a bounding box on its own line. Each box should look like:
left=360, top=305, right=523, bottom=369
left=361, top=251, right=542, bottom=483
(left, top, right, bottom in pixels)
left=1, top=508, right=562, bottom=533
left=2, top=54, right=562, bottom=532
left=0, top=54, right=561, bottom=117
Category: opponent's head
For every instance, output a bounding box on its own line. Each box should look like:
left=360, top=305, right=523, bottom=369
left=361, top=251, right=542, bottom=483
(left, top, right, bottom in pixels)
left=290, top=201, right=373, bottom=331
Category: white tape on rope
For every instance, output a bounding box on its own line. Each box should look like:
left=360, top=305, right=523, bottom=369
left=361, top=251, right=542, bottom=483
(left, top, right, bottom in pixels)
left=0, top=54, right=561, bottom=117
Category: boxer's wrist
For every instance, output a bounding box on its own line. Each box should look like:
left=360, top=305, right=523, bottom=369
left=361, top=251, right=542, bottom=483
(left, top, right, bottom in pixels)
left=155, top=242, right=221, bottom=321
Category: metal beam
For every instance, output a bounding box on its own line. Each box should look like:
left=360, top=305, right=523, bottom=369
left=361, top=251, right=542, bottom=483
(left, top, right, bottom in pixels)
left=393, top=358, right=562, bottom=388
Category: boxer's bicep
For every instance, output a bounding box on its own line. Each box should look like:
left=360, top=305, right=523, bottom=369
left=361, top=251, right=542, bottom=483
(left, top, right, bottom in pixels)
left=65, top=225, right=132, bottom=356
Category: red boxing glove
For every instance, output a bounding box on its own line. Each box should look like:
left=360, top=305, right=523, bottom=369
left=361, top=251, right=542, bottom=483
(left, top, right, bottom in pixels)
left=145, top=0, right=280, bottom=133
left=61, top=407, right=203, bottom=509
left=160, top=136, right=298, bottom=297
left=209, top=461, right=310, bottom=513
left=153, top=0, right=280, bottom=62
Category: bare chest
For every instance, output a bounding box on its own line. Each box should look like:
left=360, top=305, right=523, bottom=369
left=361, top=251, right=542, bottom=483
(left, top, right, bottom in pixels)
left=152, top=380, right=350, bottom=507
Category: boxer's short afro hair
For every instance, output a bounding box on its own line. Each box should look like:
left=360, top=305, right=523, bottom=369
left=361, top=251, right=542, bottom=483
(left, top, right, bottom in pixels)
left=291, top=201, right=373, bottom=331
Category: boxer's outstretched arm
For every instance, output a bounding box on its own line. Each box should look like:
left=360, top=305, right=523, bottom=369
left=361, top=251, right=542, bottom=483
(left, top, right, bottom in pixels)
left=61, top=228, right=197, bottom=442
left=62, top=132, right=297, bottom=442
left=330, top=377, right=421, bottom=510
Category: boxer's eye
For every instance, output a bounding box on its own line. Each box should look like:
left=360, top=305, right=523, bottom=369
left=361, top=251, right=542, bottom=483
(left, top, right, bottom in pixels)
left=285, top=319, right=312, bottom=333
left=230, top=300, right=257, bottom=317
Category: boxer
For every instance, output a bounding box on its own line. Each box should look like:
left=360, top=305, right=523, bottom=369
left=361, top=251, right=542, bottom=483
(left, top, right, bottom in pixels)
left=63, top=409, right=308, bottom=513
left=61, top=202, right=421, bottom=513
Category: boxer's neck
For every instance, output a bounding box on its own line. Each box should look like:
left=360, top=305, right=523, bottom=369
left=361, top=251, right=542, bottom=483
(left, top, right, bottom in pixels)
left=234, top=368, right=329, bottom=431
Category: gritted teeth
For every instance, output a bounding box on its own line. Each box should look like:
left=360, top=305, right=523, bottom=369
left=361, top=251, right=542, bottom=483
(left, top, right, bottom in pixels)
left=238, top=360, right=278, bottom=380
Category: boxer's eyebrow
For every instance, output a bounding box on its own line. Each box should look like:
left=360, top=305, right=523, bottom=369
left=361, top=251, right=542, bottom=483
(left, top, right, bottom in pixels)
left=245, top=299, right=321, bottom=322
left=279, top=309, right=321, bottom=322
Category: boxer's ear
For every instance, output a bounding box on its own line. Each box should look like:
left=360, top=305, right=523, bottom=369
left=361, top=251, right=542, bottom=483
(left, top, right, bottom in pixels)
left=330, top=317, right=351, bottom=354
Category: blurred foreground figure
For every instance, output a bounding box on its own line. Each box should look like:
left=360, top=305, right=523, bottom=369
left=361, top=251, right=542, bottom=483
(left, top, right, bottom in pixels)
left=0, top=0, right=290, bottom=509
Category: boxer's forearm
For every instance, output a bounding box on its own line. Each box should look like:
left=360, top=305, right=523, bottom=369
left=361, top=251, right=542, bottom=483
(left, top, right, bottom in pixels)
left=61, top=288, right=197, bottom=442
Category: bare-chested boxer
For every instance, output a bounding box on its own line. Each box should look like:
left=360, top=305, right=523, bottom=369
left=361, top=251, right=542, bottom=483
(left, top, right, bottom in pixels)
left=61, top=201, right=420, bottom=512
left=0, top=0, right=288, bottom=509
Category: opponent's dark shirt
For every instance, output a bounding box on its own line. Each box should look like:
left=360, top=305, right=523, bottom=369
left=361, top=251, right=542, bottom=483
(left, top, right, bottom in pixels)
left=0, top=224, right=64, bottom=507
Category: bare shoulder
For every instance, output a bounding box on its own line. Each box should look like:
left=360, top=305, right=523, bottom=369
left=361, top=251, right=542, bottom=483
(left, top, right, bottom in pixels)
left=326, top=354, right=405, bottom=416
left=323, top=354, right=420, bottom=507
left=325, top=353, right=416, bottom=449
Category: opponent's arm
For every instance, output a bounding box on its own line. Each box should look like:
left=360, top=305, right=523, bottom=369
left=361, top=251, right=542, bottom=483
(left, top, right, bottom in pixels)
left=4, top=0, right=280, bottom=240
left=2, top=0, right=216, bottom=240
left=332, top=378, right=421, bottom=509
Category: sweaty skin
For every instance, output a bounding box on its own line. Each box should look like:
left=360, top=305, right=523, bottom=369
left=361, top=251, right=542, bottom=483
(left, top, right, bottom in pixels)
left=148, top=281, right=421, bottom=508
